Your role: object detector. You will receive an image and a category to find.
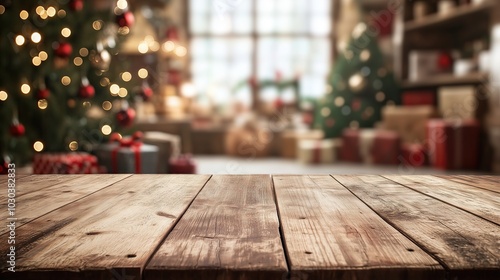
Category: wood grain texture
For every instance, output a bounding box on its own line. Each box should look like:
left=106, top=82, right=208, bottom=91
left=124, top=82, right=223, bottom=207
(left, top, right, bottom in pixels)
left=0, top=174, right=210, bottom=280
left=0, top=174, right=131, bottom=235
left=436, top=175, right=500, bottom=193
left=0, top=175, right=85, bottom=197
left=335, top=175, right=500, bottom=280
left=144, top=175, right=287, bottom=280
left=384, top=175, right=500, bottom=225
left=273, top=175, right=443, bottom=280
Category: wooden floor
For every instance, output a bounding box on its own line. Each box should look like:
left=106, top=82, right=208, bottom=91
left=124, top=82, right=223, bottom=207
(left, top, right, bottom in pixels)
left=0, top=175, right=498, bottom=280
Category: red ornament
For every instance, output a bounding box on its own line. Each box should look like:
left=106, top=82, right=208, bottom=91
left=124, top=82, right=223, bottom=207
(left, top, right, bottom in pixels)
left=79, top=84, right=95, bottom=99
left=437, top=52, right=453, bottom=71
left=54, top=42, right=73, bottom=58
left=116, top=108, right=136, bottom=127
left=140, top=86, right=153, bottom=101
left=10, top=123, right=25, bottom=137
left=351, top=99, right=362, bottom=112
left=36, top=88, right=50, bottom=100
left=115, top=11, right=135, bottom=28
left=69, top=0, right=84, bottom=11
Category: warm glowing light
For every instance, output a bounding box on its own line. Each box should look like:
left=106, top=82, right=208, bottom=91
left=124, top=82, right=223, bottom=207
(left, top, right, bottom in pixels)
left=138, top=41, right=148, bottom=54
left=102, top=101, right=112, bottom=111
left=58, top=9, right=66, bottom=18
left=36, top=6, right=45, bottom=15
left=21, top=84, right=30, bottom=94
left=83, top=101, right=91, bottom=108
left=69, top=141, right=78, bottom=151
left=118, top=27, right=130, bottom=35
left=31, top=32, right=42, bottom=43
left=162, top=41, right=175, bottom=52
left=39, top=51, right=48, bottom=61
left=175, top=46, right=187, bottom=57
left=117, top=0, right=128, bottom=10
left=33, top=141, right=44, bottom=152
left=40, top=12, right=48, bottom=20
left=100, top=77, right=110, bottom=87
left=138, top=68, right=148, bottom=79
left=79, top=48, right=89, bottom=57
left=92, top=20, right=103, bottom=31
left=118, top=87, right=128, bottom=97
left=38, top=99, right=48, bottom=109
left=20, top=10, right=29, bottom=20
left=61, top=76, right=71, bottom=86
left=73, top=57, right=83, bottom=66
left=47, top=7, right=56, bottom=17
left=110, top=84, right=120, bottom=95
left=61, top=27, right=71, bottom=37
left=149, top=41, right=160, bottom=52
left=0, top=91, right=7, bottom=101
left=32, top=56, right=42, bottom=66
left=101, top=125, right=112, bottom=135
left=15, top=35, right=25, bottom=46
left=181, top=82, right=197, bottom=98
left=0, top=5, right=6, bottom=15
left=121, top=72, right=132, bottom=82
left=334, top=96, right=345, bottom=107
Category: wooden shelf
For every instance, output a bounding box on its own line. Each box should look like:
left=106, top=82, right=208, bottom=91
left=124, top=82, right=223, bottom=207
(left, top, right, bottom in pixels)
left=404, top=1, right=494, bottom=32
left=402, top=72, right=488, bottom=89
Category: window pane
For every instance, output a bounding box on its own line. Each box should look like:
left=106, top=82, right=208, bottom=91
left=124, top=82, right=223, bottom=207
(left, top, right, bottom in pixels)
left=190, top=0, right=210, bottom=14
left=190, top=14, right=208, bottom=34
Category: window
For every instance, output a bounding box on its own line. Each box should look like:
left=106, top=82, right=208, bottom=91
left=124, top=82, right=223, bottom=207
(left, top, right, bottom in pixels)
left=189, top=0, right=332, bottom=106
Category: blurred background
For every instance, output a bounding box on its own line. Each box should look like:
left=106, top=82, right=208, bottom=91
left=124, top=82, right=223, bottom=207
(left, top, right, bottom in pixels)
left=1, top=0, right=500, bottom=174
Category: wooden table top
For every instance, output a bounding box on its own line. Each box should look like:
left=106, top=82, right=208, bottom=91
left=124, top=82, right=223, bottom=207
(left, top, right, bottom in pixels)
left=0, top=175, right=498, bottom=280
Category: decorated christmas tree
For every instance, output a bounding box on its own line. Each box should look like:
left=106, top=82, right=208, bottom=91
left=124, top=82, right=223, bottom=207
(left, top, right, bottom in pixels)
left=315, top=22, right=400, bottom=138
left=0, top=0, right=143, bottom=167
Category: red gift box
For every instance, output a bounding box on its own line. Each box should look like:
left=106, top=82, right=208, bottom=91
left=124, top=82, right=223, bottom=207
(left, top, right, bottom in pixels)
left=169, top=154, right=196, bottom=174
left=402, top=91, right=435, bottom=106
left=400, top=143, right=427, bottom=167
left=427, top=119, right=480, bottom=170
left=340, top=129, right=361, bottom=162
left=371, top=131, right=401, bottom=165
left=33, top=152, right=104, bottom=174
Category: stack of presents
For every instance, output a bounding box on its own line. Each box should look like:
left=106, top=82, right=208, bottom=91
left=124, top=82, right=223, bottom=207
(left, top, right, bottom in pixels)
left=32, top=131, right=196, bottom=174
left=288, top=86, right=486, bottom=170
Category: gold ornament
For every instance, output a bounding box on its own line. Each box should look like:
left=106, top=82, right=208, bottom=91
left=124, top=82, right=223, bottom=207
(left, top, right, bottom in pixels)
left=360, top=49, right=371, bottom=62
left=348, top=73, right=366, bottom=93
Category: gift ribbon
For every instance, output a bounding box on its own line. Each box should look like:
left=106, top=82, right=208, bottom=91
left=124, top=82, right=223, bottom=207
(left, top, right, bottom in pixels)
left=312, top=141, right=321, bottom=163
left=111, top=137, right=143, bottom=173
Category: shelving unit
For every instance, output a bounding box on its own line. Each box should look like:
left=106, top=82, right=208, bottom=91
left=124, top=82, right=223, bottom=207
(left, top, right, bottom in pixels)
left=395, top=0, right=499, bottom=89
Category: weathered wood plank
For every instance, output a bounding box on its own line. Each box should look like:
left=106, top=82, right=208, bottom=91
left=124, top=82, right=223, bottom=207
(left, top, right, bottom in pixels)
left=144, top=175, right=287, bottom=280
left=335, top=175, right=500, bottom=280
left=0, top=174, right=131, bottom=235
left=273, top=175, right=443, bottom=280
left=0, top=174, right=211, bottom=280
left=385, top=175, right=500, bottom=225
left=0, top=175, right=85, bottom=197
left=436, top=175, right=500, bottom=193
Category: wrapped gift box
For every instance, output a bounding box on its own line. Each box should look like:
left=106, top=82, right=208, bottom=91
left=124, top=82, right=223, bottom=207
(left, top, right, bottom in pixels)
left=402, top=91, right=435, bottom=106
left=281, top=129, right=324, bottom=158
left=340, top=129, right=362, bottom=162
left=400, top=143, right=427, bottom=167
left=372, top=131, right=401, bottom=165
left=381, top=105, right=437, bottom=144
left=94, top=134, right=159, bottom=174
left=427, top=119, right=480, bottom=170
left=438, top=86, right=477, bottom=120
left=297, top=139, right=341, bottom=164
left=143, top=131, right=181, bottom=173
left=33, top=153, right=104, bottom=174
left=169, top=154, right=196, bottom=174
